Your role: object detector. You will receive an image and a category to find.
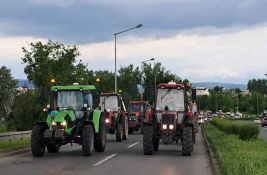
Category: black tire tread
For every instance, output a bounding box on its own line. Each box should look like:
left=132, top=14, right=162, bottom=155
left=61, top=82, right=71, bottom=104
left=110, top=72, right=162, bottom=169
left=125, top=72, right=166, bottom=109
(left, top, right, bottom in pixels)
left=143, top=125, right=154, bottom=155
left=182, top=126, right=193, bottom=156
left=94, top=116, right=107, bottom=152
left=31, top=125, right=46, bottom=157
left=82, top=125, right=94, bottom=156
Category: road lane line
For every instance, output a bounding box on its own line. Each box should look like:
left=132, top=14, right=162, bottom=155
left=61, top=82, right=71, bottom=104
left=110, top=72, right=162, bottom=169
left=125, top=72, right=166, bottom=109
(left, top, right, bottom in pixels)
left=93, top=154, right=117, bottom=166
left=127, top=142, right=140, bottom=149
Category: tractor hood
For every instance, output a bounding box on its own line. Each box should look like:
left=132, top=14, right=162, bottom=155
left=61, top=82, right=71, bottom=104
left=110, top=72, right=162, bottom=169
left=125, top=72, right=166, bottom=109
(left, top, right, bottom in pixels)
left=47, top=110, right=76, bottom=125
left=54, top=110, right=76, bottom=123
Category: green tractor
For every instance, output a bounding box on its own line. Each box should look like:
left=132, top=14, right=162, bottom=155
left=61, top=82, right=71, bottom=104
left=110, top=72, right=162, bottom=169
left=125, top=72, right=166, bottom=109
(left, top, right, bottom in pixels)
left=31, top=84, right=109, bottom=157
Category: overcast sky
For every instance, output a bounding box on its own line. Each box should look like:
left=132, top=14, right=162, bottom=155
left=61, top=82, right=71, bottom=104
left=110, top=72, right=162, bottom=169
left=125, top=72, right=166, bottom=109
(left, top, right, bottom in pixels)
left=1, top=0, right=267, bottom=84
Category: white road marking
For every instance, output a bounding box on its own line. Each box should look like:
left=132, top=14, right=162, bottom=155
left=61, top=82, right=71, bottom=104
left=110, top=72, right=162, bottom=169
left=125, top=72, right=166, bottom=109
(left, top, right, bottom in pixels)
left=127, top=142, right=140, bottom=149
left=93, top=154, right=117, bottom=166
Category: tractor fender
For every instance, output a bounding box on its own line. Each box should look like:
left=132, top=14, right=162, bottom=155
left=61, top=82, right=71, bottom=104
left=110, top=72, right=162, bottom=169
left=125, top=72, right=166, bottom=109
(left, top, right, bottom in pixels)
left=35, top=121, right=48, bottom=128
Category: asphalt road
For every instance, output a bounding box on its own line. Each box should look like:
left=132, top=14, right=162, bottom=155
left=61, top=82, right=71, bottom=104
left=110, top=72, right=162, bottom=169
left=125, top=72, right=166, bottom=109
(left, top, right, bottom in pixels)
left=259, top=126, right=267, bottom=140
left=0, top=129, right=212, bottom=175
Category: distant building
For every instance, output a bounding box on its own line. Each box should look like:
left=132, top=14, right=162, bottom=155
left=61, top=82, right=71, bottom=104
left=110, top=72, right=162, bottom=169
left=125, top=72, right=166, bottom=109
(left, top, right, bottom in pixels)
left=195, top=87, right=210, bottom=96
left=240, top=90, right=251, bottom=96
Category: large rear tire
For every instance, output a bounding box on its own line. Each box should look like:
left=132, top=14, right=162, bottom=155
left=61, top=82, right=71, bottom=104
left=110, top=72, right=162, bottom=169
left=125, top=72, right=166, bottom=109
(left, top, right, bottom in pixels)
left=82, top=125, right=94, bottom=156
left=31, top=125, right=46, bottom=157
left=94, top=116, right=107, bottom=152
left=47, top=144, right=59, bottom=153
left=123, top=116, right=128, bottom=140
left=143, top=125, right=154, bottom=155
left=116, top=124, right=123, bottom=142
left=182, top=126, right=193, bottom=156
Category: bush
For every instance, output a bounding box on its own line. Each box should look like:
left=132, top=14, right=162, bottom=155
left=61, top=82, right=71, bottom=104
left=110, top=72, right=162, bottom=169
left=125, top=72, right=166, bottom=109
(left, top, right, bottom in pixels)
left=210, top=118, right=259, bottom=140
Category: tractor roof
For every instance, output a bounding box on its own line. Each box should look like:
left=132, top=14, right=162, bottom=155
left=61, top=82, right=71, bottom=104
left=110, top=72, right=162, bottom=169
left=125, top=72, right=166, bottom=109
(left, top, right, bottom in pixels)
left=129, top=101, right=149, bottom=105
left=158, top=83, right=184, bottom=89
left=100, top=92, right=120, bottom=97
left=52, top=85, right=96, bottom=91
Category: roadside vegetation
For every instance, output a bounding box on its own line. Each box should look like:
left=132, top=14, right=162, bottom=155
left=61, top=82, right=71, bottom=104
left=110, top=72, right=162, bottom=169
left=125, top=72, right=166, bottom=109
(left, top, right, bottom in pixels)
left=210, top=118, right=259, bottom=140
left=0, top=138, right=30, bottom=151
left=204, top=124, right=267, bottom=175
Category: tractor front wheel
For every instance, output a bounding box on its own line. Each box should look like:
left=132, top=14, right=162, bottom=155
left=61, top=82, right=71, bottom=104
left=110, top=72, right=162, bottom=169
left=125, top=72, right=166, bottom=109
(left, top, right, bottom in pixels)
left=143, top=125, right=154, bottom=155
left=31, top=125, right=46, bottom=157
left=182, top=126, right=193, bottom=156
left=123, top=116, right=128, bottom=140
left=116, top=124, right=123, bottom=142
left=82, top=125, right=94, bottom=156
left=94, top=116, right=107, bottom=152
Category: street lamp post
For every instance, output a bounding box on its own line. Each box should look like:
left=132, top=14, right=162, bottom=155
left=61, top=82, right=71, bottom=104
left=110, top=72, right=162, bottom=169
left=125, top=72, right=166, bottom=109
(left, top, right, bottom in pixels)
left=114, top=24, right=143, bottom=93
left=140, top=58, right=155, bottom=100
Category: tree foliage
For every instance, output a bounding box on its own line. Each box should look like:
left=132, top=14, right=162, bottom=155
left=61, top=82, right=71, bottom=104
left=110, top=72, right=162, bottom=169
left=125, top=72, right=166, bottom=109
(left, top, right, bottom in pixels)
left=0, top=66, right=17, bottom=123
left=21, top=40, right=90, bottom=101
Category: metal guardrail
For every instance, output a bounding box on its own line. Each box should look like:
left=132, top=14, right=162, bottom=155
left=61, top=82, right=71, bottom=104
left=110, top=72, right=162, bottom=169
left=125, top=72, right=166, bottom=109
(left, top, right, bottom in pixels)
left=0, top=131, right=31, bottom=141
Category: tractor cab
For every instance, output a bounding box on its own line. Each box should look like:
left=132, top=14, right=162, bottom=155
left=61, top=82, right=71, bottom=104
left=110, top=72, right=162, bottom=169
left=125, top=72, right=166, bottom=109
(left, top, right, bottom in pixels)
left=49, top=85, right=94, bottom=119
left=128, top=101, right=150, bottom=134
left=155, top=83, right=186, bottom=129
left=99, top=93, right=128, bottom=142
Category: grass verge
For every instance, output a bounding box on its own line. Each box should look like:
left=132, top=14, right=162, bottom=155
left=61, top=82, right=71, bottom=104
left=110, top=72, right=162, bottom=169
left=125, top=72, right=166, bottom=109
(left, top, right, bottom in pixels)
left=204, top=124, right=267, bottom=175
left=0, top=138, right=30, bottom=152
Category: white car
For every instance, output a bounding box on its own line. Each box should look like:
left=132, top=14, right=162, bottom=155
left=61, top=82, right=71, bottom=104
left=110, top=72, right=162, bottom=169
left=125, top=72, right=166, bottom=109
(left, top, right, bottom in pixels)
left=234, top=112, right=242, bottom=119
left=198, top=116, right=205, bottom=125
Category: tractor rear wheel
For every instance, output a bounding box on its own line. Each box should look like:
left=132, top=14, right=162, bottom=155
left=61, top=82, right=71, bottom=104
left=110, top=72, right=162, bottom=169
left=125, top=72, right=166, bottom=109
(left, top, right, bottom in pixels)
left=82, top=125, right=94, bottom=156
left=116, top=123, right=123, bottom=142
left=47, top=144, right=59, bottom=153
left=123, top=116, right=128, bottom=140
left=182, top=126, right=193, bottom=156
left=94, top=116, right=107, bottom=152
left=143, top=125, right=154, bottom=155
left=31, top=125, right=46, bottom=157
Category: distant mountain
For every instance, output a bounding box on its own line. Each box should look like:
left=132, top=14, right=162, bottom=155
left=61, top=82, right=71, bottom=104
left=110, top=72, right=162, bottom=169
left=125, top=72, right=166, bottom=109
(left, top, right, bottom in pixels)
left=16, top=79, right=35, bottom=89
left=192, top=82, right=247, bottom=91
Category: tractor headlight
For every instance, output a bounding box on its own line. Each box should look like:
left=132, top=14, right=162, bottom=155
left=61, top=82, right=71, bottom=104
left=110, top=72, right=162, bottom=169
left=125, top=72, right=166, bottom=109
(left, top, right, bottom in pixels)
left=105, top=118, right=110, bottom=124
left=61, top=120, right=67, bottom=126
left=52, top=121, right=57, bottom=126
left=162, top=124, right=167, bottom=130
left=169, top=124, right=174, bottom=130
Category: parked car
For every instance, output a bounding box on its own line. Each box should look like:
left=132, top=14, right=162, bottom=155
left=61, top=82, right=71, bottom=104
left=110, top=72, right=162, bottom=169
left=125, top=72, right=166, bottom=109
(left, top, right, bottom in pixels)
left=261, top=117, right=267, bottom=127
left=234, top=112, right=242, bottom=119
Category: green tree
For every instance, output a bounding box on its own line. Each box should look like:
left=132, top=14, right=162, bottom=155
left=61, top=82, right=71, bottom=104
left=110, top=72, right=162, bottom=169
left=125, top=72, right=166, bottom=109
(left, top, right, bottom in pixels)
left=21, top=40, right=90, bottom=101
left=0, top=66, right=17, bottom=124
left=7, top=92, right=46, bottom=131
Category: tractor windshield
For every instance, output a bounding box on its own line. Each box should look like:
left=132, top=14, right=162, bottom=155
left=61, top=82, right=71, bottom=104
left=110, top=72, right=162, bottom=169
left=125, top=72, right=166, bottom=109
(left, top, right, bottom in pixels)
left=100, top=96, right=119, bottom=112
left=129, top=104, right=144, bottom=112
left=156, top=89, right=184, bottom=111
left=57, top=91, right=84, bottom=110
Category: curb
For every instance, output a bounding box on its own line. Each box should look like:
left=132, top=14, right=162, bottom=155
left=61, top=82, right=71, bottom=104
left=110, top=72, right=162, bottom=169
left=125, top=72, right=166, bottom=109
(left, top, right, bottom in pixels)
left=201, top=126, right=220, bottom=175
left=0, top=147, right=30, bottom=158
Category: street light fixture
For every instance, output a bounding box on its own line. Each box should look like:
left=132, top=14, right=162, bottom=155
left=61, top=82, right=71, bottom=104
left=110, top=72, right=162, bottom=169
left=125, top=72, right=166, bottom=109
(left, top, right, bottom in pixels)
left=140, top=58, right=155, bottom=100
left=114, top=24, right=143, bottom=93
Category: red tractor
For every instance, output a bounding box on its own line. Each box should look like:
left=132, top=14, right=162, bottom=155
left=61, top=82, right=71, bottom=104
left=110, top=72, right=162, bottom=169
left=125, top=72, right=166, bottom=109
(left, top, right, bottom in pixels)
left=128, top=101, right=150, bottom=134
left=143, top=82, right=197, bottom=156
left=99, top=93, right=128, bottom=142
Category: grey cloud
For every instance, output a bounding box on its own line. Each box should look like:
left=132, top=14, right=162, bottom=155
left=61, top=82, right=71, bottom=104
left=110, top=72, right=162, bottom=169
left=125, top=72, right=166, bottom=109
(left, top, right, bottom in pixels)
left=1, top=0, right=267, bottom=43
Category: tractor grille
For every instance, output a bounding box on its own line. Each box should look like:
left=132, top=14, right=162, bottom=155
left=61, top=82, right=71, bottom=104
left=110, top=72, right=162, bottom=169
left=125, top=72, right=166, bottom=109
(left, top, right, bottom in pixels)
left=161, top=114, right=175, bottom=124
